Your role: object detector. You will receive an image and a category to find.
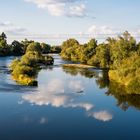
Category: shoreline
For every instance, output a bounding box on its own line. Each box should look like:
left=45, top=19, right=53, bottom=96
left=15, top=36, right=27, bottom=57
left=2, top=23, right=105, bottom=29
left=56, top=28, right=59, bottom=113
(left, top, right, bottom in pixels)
left=62, top=64, right=95, bottom=69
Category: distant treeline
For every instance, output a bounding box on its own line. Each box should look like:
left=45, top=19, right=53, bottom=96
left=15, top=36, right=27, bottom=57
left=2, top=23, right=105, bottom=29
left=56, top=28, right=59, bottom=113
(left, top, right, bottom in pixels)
left=60, top=31, right=140, bottom=90
left=0, top=32, right=61, bottom=56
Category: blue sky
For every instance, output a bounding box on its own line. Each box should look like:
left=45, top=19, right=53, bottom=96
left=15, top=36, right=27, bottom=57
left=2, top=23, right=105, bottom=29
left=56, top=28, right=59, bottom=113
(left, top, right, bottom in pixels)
left=0, top=0, right=140, bottom=44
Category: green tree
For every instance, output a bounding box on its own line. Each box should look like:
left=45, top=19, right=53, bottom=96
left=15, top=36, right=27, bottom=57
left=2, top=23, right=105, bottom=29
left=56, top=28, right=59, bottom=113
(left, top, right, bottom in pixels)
left=10, top=40, right=24, bottom=55
left=26, top=42, right=42, bottom=53
left=41, top=43, right=51, bottom=54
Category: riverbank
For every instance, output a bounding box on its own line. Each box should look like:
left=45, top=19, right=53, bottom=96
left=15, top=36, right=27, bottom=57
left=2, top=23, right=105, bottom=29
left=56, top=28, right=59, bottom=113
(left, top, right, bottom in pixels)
left=63, top=64, right=95, bottom=69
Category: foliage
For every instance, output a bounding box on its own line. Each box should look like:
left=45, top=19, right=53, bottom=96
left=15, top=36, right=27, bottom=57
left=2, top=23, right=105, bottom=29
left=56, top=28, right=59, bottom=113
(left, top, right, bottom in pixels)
left=0, top=32, right=60, bottom=57
left=26, top=42, right=42, bottom=53
left=60, top=31, right=140, bottom=87
left=10, top=40, right=24, bottom=56
left=0, top=32, right=10, bottom=56
left=50, top=46, right=61, bottom=53
left=109, top=53, right=140, bottom=88
left=10, top=42, right=54, bottom=86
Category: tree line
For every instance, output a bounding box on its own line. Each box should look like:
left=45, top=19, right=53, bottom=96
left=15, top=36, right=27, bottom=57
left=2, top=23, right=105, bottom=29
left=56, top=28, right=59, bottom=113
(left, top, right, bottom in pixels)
left=60, top=31, right=140, bottom=88
left=0, top=32, right=61, bottom=56
left=1, top=31, right=140, bottom=88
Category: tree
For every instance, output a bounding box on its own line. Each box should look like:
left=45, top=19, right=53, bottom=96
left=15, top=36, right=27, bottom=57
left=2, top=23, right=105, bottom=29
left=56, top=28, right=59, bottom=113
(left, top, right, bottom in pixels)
left=41, top=43, right=51, bottom=54
left=26, top=42, right=42, bottom=53
left=0, top=32, right=7, bottom=41
left=0, top=32, right=9, bottom=56
left=21, top=39, right=34, bottom=53
left=61, top=38, right=79, bottom=49
left=10, top=40, right=24, bottom=55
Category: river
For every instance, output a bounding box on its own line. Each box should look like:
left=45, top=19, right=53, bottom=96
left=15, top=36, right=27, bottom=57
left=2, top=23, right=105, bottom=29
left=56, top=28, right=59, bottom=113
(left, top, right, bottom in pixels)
left=0, top=54, right=140, bottom=140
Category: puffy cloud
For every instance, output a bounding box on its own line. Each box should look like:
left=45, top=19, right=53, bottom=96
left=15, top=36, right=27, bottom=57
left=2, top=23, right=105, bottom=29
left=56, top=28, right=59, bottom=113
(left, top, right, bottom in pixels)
left=67, top=4, right=87, bottom=17
left=87, top=25, right=117, bottom=35
left=24, top=0, right=87, bottom=17
left=46, top=3, right=65, bottom=16
left=88, top=111, right=113, bottom=122
left=78, top=24, right=123, bottom=41
left=84, top=24, right=140, bottom=42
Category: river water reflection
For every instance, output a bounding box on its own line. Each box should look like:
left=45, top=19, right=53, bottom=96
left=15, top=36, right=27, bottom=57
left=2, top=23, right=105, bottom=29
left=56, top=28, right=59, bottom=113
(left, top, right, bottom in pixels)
left=0, top=54, right=140, bottom=140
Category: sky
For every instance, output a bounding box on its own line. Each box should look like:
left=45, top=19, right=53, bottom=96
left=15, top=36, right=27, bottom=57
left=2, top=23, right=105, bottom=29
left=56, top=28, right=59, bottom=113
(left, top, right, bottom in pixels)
left=0, top=0, right=140, bottom=44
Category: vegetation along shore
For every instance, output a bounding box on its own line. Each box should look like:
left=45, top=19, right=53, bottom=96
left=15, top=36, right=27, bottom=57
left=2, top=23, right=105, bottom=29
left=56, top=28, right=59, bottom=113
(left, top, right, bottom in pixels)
left=1, top=31, right=140, bottom=93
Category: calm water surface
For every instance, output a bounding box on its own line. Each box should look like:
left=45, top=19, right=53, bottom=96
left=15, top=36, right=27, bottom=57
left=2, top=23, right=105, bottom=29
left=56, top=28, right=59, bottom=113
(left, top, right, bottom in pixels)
left=0, top=54, right=140, bottom=140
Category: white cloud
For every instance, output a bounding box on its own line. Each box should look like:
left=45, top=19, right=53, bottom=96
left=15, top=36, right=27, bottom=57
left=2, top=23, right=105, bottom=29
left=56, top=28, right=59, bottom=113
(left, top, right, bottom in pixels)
left=25, top=0, right=87, bottom=17
left=88, top=25, right=117, bottom=35
left=84, top=24, right=140, bottom=42
left=88, top=111, right=113, bottom=122
left=67, top=4, right=87, bottom=17
left=79, top=24, right=123, bottom=41
left=86, top=24, right=140, bottom=36
left=46, top=3, right=65, bottom=16
left=0, top=21, right=28, bottom=36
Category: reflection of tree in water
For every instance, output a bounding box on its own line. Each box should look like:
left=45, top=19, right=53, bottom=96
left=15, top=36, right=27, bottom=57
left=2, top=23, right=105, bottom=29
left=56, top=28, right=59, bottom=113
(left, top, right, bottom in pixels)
left=62, top=66, right=109, bottom=88
left=106, top=82, right=140, bottom=111
left=62, top=66, right=98, bottom=78
left=62, top=66, right=140, bottom=111
left=97, top=73, right=140, bottom=111
left=96, top=70, right=109, bottom=89
left=0, top=57, right=9, bottom=83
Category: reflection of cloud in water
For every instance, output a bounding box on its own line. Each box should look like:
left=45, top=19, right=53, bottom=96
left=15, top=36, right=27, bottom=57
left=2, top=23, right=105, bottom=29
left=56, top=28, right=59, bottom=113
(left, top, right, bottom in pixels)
left=18, top=100, right=24, bottom=105
left=22, top=79, right=113, bottom=122
left=47, top=79, right=64, bottom=94
left=88, top=111, right=113, bottom=122
left=65, top=103, right=93, bottom=111
left=69, top=80, right=84, bottom=93
left=23, top=116, right=48, bottom=125
left=22, top=79, right=93, bottom=111
left=40, top=117, right=48, bottom=124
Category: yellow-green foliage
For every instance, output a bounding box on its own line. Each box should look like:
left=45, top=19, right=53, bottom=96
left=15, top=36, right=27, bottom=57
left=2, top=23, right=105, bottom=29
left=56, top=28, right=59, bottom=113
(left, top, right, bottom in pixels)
left=61, top=31, right=140, bottom=88
left=10, top=58, right=20, bottom=70
left=106, top=81, right=140, bottom=110
left=12, top=74, right=37, bottom=86
left=26, top=42, right=42, bottom=53
left=109, top=53, right=140, bottom=90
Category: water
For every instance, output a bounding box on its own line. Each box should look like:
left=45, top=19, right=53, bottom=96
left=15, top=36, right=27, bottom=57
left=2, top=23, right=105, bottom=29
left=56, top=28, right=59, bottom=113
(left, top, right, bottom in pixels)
left=0, top=55, right=140, bottom=140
